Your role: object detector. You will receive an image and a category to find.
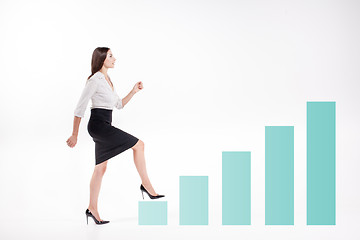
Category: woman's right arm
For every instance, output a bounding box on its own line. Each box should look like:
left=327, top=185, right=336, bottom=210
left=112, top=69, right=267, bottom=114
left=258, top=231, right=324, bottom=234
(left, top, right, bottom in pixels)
left=66, top=116, right=81, bottom=148
left=67, top=78, right=98, bottom=148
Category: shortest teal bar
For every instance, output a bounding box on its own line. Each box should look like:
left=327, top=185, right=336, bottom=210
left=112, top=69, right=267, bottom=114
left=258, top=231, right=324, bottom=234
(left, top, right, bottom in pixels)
left=138, top=201, right=167, bottom=225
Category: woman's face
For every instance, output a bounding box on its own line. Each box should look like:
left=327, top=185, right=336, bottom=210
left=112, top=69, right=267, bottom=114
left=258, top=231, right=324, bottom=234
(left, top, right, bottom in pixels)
left=103, top=50, right=116, bottom=69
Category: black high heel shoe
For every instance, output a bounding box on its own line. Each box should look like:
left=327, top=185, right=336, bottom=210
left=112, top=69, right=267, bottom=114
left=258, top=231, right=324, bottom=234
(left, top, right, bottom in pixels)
left=140, top=184, right=165, bottom=199
left=85, top=209, right=110, bottom=225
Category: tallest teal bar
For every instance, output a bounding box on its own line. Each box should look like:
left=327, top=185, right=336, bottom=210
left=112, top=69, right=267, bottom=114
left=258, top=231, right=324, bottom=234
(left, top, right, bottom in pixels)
left=307, top=102, right=336, bottom=225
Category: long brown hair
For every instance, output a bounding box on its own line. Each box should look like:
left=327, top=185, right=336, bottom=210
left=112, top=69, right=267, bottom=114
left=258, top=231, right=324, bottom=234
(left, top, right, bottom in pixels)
left=87, top=47, right=110, bottom=80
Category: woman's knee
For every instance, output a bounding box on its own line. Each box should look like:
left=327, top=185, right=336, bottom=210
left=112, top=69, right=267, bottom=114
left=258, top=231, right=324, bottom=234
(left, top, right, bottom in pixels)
left=94, top=161, right=107, bottom=174
left=132, top=139, right=144, bottom=151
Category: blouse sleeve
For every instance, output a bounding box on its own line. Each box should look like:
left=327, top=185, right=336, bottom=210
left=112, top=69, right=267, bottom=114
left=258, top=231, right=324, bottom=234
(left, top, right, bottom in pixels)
left=114, top=91, right=123, bottom=109
left=74, top=79, right=98, bottom=118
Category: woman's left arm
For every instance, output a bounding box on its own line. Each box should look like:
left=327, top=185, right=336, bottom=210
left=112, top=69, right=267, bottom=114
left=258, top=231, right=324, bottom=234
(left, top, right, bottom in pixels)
left=119, top=81, right=144, bottom=108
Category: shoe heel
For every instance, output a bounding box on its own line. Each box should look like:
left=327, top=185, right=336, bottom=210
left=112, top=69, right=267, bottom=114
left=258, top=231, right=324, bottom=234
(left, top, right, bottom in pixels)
left=85, top=208, right=110, bottom=225
left=86, top=215, right=88, bottom=225
left=141, top=190, right=144, bottom=199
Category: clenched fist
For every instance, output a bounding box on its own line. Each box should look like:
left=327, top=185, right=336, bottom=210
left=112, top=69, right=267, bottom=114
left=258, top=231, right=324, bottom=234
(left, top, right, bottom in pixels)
left=132, top=81, right=143, bottom=94
left=66, top=135, right=77, bottom=148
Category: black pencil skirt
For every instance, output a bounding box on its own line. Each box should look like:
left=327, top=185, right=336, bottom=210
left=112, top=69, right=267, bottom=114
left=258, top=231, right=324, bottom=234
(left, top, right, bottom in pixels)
left=87, top=108, right=139, bottom=165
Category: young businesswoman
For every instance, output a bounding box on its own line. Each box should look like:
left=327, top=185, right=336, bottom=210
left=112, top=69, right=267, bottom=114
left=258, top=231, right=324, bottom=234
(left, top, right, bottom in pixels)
left=66, top=47, right=164, bottom=225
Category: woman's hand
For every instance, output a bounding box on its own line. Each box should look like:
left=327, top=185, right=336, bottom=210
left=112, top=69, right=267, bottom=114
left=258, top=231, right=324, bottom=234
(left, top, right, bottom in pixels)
left=66, top=135, right=77, bottom=148
left=132, top=81, right=143, bottom=94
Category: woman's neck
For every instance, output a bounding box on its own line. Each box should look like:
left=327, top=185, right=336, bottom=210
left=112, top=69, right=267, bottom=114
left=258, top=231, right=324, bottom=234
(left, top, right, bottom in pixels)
left=100, top=67, right=108, bottom=77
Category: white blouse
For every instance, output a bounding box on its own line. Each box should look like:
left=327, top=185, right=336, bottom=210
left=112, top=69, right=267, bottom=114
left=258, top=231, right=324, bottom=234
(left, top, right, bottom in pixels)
left=74, top=71, right=123, bottom=118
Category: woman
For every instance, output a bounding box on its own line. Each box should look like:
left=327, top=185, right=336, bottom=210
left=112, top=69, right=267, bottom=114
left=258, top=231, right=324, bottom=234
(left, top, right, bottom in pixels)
left=66, top=47, right=164, bottom=225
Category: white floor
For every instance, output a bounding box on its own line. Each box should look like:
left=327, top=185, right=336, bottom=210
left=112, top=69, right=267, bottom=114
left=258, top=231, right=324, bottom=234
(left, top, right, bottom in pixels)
left=2, top=218, right=359, bottom=240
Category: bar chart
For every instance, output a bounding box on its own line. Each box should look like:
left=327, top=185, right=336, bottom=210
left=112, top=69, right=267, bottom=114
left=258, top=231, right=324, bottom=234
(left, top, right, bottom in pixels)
left=138, top=101, right=336, bottom=226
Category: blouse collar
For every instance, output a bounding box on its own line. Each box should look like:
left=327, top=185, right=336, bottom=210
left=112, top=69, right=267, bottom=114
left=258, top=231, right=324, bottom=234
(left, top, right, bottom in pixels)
left=95, top=71, right=114, bottom=92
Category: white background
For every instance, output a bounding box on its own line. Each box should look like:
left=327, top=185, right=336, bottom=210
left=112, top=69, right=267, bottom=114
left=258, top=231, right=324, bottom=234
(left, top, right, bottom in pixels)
left=0, top=0, right=359, bottom=239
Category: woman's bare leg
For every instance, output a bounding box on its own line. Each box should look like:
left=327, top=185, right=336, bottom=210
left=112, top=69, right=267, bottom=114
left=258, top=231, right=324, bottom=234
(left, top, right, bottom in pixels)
left=131, top=140, right=158, bottom=196
left=87, top=160, right=108, bottom=221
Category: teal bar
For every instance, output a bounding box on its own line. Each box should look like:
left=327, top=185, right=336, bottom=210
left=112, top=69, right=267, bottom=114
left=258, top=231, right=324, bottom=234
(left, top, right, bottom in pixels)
left=222, top=151, right=251, bottom=225
left=138, top=201, right=167, bottom=225
left=307, top=102, right=336, bottom=225
left=179, top=176, right=208, bottom=225
left=265, top=126, right=294, bottom=225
